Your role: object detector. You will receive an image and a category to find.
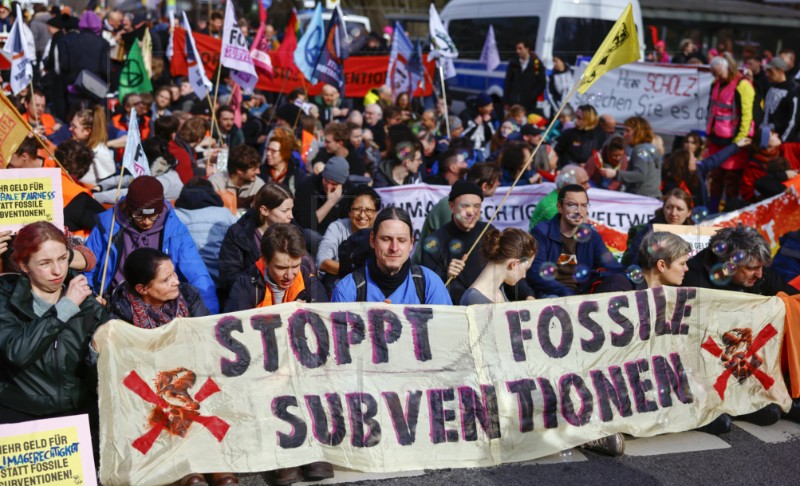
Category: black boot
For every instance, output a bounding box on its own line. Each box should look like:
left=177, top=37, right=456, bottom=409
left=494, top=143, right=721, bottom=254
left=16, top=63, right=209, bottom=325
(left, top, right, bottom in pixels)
left=697, top=413, right=732, bottom=435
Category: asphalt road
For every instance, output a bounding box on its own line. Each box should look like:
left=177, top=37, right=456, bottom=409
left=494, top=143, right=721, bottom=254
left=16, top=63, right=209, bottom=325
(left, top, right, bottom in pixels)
left=235, top=419, right=800, bottom=486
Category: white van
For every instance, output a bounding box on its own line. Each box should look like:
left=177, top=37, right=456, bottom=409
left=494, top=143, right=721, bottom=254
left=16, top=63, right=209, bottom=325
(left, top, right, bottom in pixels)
left=441, top=0, right=645, bottom=101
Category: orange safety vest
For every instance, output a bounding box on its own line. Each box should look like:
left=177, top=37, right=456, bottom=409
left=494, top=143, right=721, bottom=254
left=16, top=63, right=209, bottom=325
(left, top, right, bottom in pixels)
left=255, top=258, right=306, bottom=307
left=23, top=113, right=57, bottom=136
left=112, top=113, right=151, bottom=140
left=42, top=157, right=93, bottom=238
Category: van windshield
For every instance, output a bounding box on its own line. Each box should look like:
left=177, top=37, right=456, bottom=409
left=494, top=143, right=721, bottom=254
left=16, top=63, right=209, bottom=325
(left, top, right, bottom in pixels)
left=553, top=18, right=617, bottom=65
left=449, top=17, right=540, bottom=61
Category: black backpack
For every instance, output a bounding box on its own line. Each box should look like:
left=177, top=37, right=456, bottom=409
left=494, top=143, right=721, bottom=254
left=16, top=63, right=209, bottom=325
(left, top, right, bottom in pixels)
left=351, top=263, right=426, bottom=304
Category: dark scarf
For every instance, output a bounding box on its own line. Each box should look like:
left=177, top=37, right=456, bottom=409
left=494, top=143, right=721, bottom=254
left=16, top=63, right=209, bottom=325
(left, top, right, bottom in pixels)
left=368, top=258, right=411, bottom=298
left=125, top=284, right=190, bottom=329
left=752, top=145, right=781, bottom=166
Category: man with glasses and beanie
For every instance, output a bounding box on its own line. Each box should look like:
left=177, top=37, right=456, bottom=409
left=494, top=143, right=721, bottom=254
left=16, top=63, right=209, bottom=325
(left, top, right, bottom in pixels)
left=84, top=176, right=219, bottom=313
left=527, top=184, right=622, bottom=298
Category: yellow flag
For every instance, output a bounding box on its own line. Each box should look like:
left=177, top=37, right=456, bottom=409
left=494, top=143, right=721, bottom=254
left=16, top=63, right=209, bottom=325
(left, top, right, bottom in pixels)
left=577, top=3, right=640, bottom=94
left=0, top=91, right=32, bottom=167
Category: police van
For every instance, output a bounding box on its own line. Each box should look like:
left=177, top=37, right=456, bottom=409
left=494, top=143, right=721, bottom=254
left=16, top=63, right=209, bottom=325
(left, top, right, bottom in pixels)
left=440, top=0, right=645, bottom=104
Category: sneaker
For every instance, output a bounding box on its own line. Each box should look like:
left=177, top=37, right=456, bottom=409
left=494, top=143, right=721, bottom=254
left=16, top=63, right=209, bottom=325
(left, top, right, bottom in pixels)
left=580, top=433, right=625, bottom=456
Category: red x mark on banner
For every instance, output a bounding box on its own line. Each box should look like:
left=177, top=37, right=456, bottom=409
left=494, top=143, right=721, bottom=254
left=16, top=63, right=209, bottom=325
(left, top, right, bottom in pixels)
left=701, top=324, right=777, bottom=400
left=123, top=370, right=230, bottom=454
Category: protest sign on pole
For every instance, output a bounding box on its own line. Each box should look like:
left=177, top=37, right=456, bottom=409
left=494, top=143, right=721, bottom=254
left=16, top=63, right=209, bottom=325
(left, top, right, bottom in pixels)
left=96, top=288, right=791, bottom=485
left=573, top=62, right=713, bottom=135
left=2, top=5, right=34, bottom=95
left=121, top=108, right=151, bottom=178
left=0, top=168, right=63, bottom=232
left=0, top=414, right=97, bottom=485
left=221, top=1, right=258, bottom=92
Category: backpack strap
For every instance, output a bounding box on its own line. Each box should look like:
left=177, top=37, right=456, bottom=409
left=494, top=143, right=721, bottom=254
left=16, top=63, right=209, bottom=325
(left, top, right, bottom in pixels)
left=409, top=264, right=427, bottom=305
left=353, top=266, right=367, bottom=302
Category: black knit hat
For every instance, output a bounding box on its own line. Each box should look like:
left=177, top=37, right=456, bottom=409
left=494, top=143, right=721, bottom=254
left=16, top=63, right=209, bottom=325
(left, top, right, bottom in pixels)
left=449, top=180, right=483, bottom=202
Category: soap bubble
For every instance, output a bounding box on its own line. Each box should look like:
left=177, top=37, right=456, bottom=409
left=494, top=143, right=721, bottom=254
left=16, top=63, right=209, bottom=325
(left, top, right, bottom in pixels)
left=691, top=206, right=709, bottom=224
left=560, top=449, right=573, bottom=460
left=601, top=252, right=617, bottom=265
left=539, top=262, right=557, bottom=280
left=711, top=241, right=729, bottom=256
left=709, top=262, right=732, bottom=286
left=559, top=170, right=577, bottom=186
left=646, top=240, right=662, bottom=255
left=731, top=250, right=747, bottom=264
left=626, top=265, right=645, bottom=284
left=574, top=223, right=593, bottom=243
left=422, top=236, right=439, bottom=253
left=573, top=264, right=590, bottom=283
left=722, top=261, right=738, bottom=276
left=448, top=238, right=465, bottom=255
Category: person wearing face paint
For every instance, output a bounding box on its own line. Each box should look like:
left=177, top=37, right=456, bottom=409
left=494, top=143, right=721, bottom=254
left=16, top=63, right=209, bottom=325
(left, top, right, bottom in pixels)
left=527, top=184, right=622, bottom=298
left=0, top=222, right=108, bottom=423
left=84, top=176, right=219, bottom=313
left=622, top=189, right=694, bottom=267
left=461, top=228, right=537, bottom=305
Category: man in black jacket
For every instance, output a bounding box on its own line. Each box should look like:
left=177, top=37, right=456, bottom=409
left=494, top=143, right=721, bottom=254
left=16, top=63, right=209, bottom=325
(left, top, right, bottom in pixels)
left=224, top=222, right=327, bottom=316
left=503, top=40, right=546, bottom=114
left=684, top=225, right=796, bottom=296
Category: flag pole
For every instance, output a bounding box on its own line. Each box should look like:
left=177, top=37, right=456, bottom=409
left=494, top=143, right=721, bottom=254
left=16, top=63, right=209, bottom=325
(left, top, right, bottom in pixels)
left=98, top=174, right=127, bottom=299
left=28, top=82, right=38, bottom=128
left=438, top=66, right=450, bottom=138
left=211, top=64, right=223, bottom=145
left=444, top=77, right=583, bottom=286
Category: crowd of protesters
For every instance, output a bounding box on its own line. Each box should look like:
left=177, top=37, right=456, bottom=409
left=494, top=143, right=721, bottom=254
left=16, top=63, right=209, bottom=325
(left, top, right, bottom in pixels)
left=2, top=3, right=800, bottom=485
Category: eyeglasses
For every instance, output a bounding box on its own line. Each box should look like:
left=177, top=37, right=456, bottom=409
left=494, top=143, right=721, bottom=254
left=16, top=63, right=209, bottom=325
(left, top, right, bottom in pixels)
left=132, top=212, right=161, bottom=223
left=563, top=202, right=590, bottom=211
left=350, top=207, right=377, bottom=216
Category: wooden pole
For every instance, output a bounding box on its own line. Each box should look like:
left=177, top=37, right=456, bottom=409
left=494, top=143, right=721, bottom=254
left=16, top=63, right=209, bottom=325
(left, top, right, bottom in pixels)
left=28, top=82, right=38, bottom=127
left=98, top=174, right=127, bottom=298
left=438, top=65, right=450, bottom=138
left=444, top=77, right=584, bottom=286
left=211, top=65, right=223, bottom=145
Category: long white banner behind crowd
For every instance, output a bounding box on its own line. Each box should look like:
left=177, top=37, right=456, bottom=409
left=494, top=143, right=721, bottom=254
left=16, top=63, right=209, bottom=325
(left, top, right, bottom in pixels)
left=573, top=62, right=714, bottom=135
left=96, top=288, right=790, bottom=485
left=375, top=184, right=663, bottom=239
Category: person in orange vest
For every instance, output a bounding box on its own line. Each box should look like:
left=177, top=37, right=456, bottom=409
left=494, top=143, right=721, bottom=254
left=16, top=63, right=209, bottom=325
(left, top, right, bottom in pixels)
left=6, top=137, right=105, bottom=236
left=111, top=93, right=151, bottom=140
left=222, top=223, right=331, bottom=484
left=22, top=90, right=62, bottom=137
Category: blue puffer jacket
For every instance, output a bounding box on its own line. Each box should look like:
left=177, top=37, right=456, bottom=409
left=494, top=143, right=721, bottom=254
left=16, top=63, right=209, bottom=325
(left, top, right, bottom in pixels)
left=526, top=214, right=623, bottom=297
left=84, top=200, right=220, bottom=314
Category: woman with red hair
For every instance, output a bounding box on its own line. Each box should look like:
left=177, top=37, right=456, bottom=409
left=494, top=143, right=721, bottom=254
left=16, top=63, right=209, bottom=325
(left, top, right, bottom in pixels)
left=0, top=221, right=108, bottom=423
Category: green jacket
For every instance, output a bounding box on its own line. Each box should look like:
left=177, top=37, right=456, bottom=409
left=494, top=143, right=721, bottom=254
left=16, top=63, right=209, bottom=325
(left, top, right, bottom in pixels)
left=0, top=273, right=108, bottom=416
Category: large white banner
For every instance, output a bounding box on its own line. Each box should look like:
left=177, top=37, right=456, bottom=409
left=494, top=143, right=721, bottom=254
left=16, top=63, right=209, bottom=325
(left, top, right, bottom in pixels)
left=96, top=289, right=791, bottom=485
left=573, top=62, right=713, bottom=135
left=375, top=184, right=663, bottom=240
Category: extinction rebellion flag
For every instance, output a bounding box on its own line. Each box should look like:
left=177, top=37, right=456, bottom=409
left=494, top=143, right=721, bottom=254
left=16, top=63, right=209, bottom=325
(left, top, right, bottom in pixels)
left=311, top=6, right=348, bottom=92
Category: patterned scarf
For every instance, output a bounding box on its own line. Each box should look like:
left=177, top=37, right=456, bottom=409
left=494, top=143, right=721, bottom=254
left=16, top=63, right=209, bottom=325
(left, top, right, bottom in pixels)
left=125, top=284, right=190, bottom=329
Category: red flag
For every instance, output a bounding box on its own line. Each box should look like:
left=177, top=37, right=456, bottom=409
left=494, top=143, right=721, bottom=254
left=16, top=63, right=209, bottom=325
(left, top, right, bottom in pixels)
left=275, top=11, right=298, bottom=72
left=230, top=84, right=242, bottom=128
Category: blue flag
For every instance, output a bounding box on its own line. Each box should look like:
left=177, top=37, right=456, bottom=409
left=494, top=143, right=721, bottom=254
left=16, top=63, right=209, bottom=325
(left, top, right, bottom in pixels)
left=294, top=2, right=324, bottom=82
left=312, top=7, right=348, bottom=92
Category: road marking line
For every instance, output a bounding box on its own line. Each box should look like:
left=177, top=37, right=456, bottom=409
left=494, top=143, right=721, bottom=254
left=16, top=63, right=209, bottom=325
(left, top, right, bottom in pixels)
left=733, top=419, right=800, bottom=443
left=623, top=431, right=731, bottom=456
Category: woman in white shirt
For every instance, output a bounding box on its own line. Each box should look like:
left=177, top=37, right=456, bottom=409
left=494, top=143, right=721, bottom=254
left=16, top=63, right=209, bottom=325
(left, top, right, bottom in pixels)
left=69, top=105, right=116, bottom=186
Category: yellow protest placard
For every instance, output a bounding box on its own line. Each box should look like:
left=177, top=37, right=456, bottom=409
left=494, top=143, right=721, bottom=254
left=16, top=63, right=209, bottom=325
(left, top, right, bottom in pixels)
left=0, top=414, right=96, bottom=485
left=0, top=168, right=63, bottom=233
